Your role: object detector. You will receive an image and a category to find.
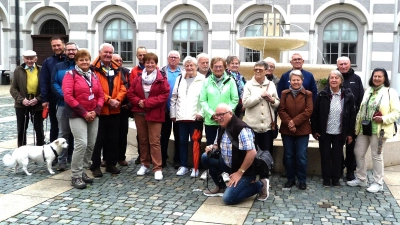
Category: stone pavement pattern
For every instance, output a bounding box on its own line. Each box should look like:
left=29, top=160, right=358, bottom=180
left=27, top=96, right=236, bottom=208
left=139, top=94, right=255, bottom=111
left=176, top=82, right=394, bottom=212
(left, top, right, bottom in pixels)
left=0, top=84, right=400, bottom=224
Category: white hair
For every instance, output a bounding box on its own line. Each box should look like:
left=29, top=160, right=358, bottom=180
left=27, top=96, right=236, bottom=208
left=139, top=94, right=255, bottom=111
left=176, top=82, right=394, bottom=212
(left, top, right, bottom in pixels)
left=263, top=57, right=276, bottom=65
left=168, top=50, right=180, bottom=58
left=336, top=56, right=350, bottom=63
left=196, top=53, right=209, bottom=61
left=99, top=43, right=114, bottom=53
left=182, top=56, right=197, bottom=66
left=216, top=103, right=232, bottom=113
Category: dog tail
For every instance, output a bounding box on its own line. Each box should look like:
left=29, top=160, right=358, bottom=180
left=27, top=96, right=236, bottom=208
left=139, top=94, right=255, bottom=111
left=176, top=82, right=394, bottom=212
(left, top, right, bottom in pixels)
left=2, top=154, right=16, bottom=167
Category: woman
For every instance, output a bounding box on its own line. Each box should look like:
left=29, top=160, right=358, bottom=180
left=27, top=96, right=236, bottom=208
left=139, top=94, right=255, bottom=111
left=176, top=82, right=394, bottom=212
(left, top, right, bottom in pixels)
left=226, top=56, right=246, bottom=117
left=62, top=49, right=104, bottom=189
left=278, top=70, right=313, bottom=190
left=10, top=50, right=44, bottom=147
left=347, top=68, right=400, bottom=193
left=170, top=56, right=205, bottom=177
left=311, top=70, right=355, bottom=187
left=263, top=57, right=280, bottom=86
left=127, top=53, right=170, bottom=181
left=242, top=60, right=279, bottom=200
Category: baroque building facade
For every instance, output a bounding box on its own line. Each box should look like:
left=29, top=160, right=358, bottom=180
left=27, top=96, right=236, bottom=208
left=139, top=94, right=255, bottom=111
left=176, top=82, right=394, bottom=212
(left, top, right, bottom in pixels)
left=0, top=0, right=399, bottom=92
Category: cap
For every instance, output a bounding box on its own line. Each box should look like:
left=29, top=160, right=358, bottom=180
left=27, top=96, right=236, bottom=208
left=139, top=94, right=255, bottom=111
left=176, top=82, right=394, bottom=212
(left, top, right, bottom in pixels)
left=22, top=50, right=37, bottom=57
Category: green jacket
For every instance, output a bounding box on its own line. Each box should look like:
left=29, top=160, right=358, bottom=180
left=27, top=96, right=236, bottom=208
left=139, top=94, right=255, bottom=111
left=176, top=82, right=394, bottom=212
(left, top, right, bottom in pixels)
left=199, top=72, right=239, bottom=125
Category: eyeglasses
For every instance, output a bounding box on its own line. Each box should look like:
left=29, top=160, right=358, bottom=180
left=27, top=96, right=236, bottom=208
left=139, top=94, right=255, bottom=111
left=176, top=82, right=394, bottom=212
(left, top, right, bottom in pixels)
left=169, top=56, right=179, bottom=59
left=114, top=59, right=123, bottom=63
left=213, top=65, right=224, bottom=70
left=66, top=49, right=77, bottom=52
left=253, top=68, right=265, bottom=73
left=292, top=58, right=303, bottom=62
left=214, top=111, right=230, bottom=118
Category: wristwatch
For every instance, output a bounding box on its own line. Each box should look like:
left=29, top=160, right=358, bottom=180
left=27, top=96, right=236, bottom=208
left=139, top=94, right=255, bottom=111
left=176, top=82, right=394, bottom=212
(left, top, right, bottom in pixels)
left=239, top=168, right=245, bottom=173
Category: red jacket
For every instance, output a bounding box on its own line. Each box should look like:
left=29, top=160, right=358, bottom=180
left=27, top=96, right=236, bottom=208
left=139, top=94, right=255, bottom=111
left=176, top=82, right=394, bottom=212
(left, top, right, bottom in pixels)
left=62, top=69, right=104, bottom=118
left=127, top=69, right=170, bottom=122
left=130, top=65, right=143, bottom=85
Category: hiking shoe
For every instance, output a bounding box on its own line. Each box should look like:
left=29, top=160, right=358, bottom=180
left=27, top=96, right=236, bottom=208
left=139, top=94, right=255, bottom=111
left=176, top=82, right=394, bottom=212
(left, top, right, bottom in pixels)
left=71, top=178, right=86, bottom=189
left=134, top=157, right=140, bottom=164
left=154, top=171, right=163, bottom=180
left=200, top=170, right=208, bottom=180
left=257, top=179, right=270, bottom=201
left=298, top=182, right=307, bottom=190
left=367, top=182, right=383, bottom=193
left=137, top=165, right=150, bottom=176
left=222, top=172, right=230, bottom=182
left=91, top=167, right=103, bottom=178
left=106, top=165, right=121, bottom=174
left=176, top=167, right=189, bottom=176
left=57, top=163, right=66, bottom=171
left=190, top=168, right=199, bottom=178
left=203, top=186, right=226, bottom=197
left=347, top=178, right=367, bottom=187
left=82, top=172, right=93, bottom=184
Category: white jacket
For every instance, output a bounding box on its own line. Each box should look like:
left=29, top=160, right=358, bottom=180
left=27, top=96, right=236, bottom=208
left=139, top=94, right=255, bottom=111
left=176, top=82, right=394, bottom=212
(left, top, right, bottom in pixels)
left=242, top=76, right=280, bottom=133
left=170, top=72, right=205, bottom=121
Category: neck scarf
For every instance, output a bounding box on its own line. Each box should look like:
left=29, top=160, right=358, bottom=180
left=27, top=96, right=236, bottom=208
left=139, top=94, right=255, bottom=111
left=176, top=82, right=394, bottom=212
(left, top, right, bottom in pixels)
left=289, top=85, right=303, bottom=98
left=75, top=65, right=92, bottom=78
left=142, top=68, right=157, bottom=85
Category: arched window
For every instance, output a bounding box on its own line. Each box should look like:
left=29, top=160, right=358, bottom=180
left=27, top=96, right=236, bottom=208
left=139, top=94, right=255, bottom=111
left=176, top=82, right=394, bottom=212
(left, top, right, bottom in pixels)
left=104, top=19, right=134, bottom=62
left=40, top=19, right=66, bottom=34
left=172, top=19, right=203, bottom=60
left=323, top=18, right=357, bottom=64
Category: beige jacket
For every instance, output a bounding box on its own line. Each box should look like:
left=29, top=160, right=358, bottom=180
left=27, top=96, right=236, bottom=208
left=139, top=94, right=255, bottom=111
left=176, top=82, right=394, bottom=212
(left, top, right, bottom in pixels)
left=242, top=77, right=280, bottom=133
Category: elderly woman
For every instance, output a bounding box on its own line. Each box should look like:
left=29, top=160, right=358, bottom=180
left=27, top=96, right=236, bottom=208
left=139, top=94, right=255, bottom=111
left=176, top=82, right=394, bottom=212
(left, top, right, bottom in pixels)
left=170, top=56, right=205, bottom=177
left=10, top=50, right=44, bottom=147
left=311, top=70, right=355, bottom=187
left=226, top=56, right=246, bottom=117
left=242, top=60, right=279, bottom=200
left=127, top=53, right=170, bottom=181
left=278, top=70, right=313, bottom=190
left=263, top=57, right=280, bottom=86
left=62, top=49, right=104, bottom=189
left=347, top=68, right=400, bottom=193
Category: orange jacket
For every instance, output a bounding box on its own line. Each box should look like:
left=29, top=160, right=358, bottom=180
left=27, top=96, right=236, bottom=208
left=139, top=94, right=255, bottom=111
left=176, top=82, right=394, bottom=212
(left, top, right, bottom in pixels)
left=90, top=56, right=127, bottom=115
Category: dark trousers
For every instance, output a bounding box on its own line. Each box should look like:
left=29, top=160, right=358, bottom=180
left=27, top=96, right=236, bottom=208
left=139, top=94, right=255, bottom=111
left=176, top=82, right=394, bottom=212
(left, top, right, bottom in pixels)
left=49, top=100, right=59, bottom=142
left=344, top=134, right=357, bottom=173
left=319, top=134, right=343, bottom=182
left=204, top=125, right=219, bottom=145
left=16, top=107, right=44, bottom=147
left=92, top=114, right=120, bottom=167
left=118, top=107, right=130, bottom=161
left=160, top=112, right=180, bottom=163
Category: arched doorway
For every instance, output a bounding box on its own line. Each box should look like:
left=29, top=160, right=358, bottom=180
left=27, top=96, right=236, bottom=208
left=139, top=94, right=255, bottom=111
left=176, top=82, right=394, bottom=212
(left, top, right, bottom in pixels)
left=31, top=19, right=69, bottom=65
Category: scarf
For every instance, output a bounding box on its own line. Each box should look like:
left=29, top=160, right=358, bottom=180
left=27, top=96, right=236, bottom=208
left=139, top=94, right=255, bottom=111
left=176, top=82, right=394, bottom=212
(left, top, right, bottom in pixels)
left=75, top=65, right=92, bottom=78
left=289, top=85, right=303, bottom=98
left=142, top=68, right=157, bottom=85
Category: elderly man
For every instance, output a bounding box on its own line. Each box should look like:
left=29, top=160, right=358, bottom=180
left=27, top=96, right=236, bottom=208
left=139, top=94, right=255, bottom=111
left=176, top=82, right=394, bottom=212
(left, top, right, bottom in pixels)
left=90, top=43, right=127, bottom=177
left=196, top=53, right=212, bottom=77
left=51, top=42, right=79, bottom=170
left=160, top=50, right=182, bottom=168
left=337, top=56, right=364, bottom=181
left=201, top=103, right=269, bottom=205
left=10, top=50, right=44, bottom=147
left=277, top=53, right=317, bottom=100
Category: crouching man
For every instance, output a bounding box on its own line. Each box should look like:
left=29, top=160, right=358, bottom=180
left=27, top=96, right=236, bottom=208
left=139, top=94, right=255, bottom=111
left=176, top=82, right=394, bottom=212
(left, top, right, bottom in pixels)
left=201, top=103, right=269, bottom=205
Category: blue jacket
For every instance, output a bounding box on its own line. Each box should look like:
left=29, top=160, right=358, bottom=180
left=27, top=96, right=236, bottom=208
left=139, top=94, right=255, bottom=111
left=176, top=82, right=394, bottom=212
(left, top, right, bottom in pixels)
left=277, top=69, right=318, bottom=101
left=51, top=59, right=76, bottom=106
left=40, top=53, right=66, bottom=102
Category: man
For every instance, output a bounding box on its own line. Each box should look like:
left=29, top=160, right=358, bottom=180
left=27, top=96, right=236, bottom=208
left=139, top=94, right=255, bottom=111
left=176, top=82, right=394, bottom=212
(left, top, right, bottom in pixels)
left=10, top=50, right=44, bottom=147
left=51, top=42, right=78, bottom=171
left=201, top=103, right=269, bottom=205
left=196, top=53, right=212, bottom=77
left=337, top=56, right=364, bottom=181
left=160, top=50, right=181, bottom=169
left=112, top=53, right=130, bottom=167
left=130, top=46, right=147, bottom=164
left=277, top=53, right=318, bottom=100
left=90, top=43, right=127, bottom=177
left=40, top=37, right=66, bottom=144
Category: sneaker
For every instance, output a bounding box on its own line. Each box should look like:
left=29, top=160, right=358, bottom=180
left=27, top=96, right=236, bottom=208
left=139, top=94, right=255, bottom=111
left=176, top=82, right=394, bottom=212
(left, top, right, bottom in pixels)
left=82, top=172, right=93, bottom=184
left=222, top=172, right=230, bottom=182
left=176, top=167, right=189, bottom=176
left=203, top=186, right=226, bottom=197
left=347, top=178, right=367, bottom=187
left=366, top=182, right=383, bottom=193
left=91, top=167, right=103, bottom=178
left=71, top=178, right=86, bottom=189
left=137, top=165, right=150, bottom=176
left=154, top=171, right=163, bottom=180
left=134, top=157, right=140, bottom=164
left=200, top=170, right=208, bottom=180
left=257, top=179, right=270, bottom=201
left=57, top=163, right=66, bottom=171
left=323, top=180, right=331, bottom=188
left=190, top=168, right=199, bottom=178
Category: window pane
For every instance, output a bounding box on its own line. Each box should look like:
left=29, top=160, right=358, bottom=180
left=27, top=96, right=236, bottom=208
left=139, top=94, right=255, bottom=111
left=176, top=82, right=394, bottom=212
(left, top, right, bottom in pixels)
left=104, top=19, right=134, bottom=60
left=40, top=19, right=66, bottom=34
left=245, top=48, right=260, bottom=62
left=173, top=19, right=204, bottom=55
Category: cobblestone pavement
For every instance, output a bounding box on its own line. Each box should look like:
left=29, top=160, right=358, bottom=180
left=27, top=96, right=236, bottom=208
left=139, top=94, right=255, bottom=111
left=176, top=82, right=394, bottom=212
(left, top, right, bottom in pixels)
left=1, top=86, right=400, bottom=224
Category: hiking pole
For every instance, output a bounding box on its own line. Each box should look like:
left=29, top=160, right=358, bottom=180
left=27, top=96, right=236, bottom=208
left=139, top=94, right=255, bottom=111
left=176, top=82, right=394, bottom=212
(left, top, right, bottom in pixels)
left=31, top=109, right=36, bottom=146
left=22, top=107, right=28, bottom=146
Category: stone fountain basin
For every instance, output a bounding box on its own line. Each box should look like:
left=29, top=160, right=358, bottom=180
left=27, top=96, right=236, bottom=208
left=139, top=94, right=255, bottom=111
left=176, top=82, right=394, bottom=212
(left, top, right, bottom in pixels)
left=236, top=36, right=308, bottom=51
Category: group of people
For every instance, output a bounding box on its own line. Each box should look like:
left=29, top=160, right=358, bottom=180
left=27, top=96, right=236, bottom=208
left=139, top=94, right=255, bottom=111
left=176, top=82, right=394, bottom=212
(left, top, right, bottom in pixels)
left=9, top=37, right=400, bottom=204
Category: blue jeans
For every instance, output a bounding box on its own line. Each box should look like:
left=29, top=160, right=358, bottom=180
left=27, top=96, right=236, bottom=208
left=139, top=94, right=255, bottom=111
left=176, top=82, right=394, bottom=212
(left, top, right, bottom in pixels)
left=177, top=121, right=203, bottom=167
left=282, top=134, right=309, bottom=183
left=201, top=152, right=262, bottom=205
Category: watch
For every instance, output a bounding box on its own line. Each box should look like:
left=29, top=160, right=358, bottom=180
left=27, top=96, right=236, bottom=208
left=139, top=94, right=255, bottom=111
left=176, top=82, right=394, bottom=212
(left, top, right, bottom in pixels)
left=239, top=168, right=245, bottom=173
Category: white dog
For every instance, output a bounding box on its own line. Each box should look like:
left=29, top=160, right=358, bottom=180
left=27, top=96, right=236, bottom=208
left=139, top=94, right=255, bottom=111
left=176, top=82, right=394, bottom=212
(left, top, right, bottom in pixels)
left=2, top=138, right=68, bottom=176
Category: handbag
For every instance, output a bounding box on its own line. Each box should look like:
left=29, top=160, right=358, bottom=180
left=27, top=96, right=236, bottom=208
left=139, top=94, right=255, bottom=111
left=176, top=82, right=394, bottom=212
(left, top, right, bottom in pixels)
left=255, top=145, right=274, bottom=170
left=265, top=83, right=279, bottom=139
left=361, top=120, right=372, bottom=136
left=388, top=88, right=398, bottom=136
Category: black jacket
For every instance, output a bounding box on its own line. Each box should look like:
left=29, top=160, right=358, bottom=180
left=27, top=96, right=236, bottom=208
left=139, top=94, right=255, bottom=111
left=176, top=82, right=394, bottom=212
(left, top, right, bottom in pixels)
left=339, top=68, right=364, bottom=112
left=311, top=86, right=356, bottom=145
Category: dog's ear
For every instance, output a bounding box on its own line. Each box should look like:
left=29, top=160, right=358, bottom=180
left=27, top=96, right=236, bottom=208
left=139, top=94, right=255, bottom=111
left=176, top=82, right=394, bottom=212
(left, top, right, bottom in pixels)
left=55, top=140, right=59, bottom=145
